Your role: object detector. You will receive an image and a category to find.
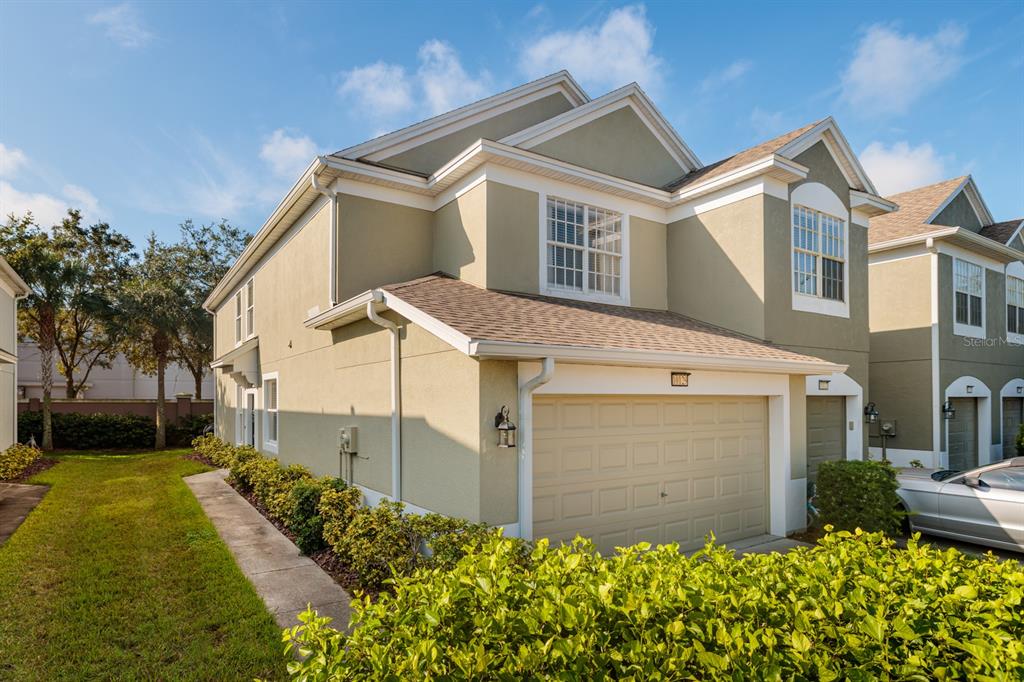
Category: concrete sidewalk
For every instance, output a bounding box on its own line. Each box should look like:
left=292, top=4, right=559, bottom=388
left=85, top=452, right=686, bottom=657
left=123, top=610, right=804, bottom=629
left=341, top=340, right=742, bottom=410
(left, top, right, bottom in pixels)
left=0, top=482, right=49, bottom=545
left=184, top=469, right=351, bottom=630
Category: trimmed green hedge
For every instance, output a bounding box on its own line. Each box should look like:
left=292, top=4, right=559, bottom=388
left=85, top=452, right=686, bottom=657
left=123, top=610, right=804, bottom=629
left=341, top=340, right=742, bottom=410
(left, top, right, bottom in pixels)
left=815, top=459, right=902, bottom=534
left=0, top=443, right=41, bottom=480
left=19, top=411, right=212, bottom=449
left=284, top=531, right=1024, bottom=679
left=192, top=436, right=509, bottom=592
left=1017, top=422, right=1023, bottom=457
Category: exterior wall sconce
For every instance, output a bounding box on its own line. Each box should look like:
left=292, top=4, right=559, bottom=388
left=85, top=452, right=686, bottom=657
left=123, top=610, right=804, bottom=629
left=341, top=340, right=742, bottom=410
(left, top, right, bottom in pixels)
left=1018, top=386, right=1023, bottom=395
left=818, top=379, right=831, bottom=391
left=671, top=371, right=691, bottom=387
left=494, top=405, right=517, bottom=448
left=942, top=400, right=956, bottom=420
left=864, top=402, right=879, bottom=424
left=966, top=385, right=974, bottom=394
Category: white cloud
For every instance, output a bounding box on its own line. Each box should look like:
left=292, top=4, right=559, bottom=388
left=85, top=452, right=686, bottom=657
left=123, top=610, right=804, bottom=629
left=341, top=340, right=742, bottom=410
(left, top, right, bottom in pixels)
left=259, top=129, right=317, bottom=178
left=417, top=40, right=491, bottom=115
left=88, top=3, right=153, bottom=48
left=842, top=24, right=965, bottom=116
left=0, top=143, right=27, bottom=178
left=700, top=60, right=752, bottom=93
left=859, top=141, right=948, bottom=195
left=519, top=4, right=664, bottom=94
left=338, top=62, right=414, bottom=118
left=338, top=40, right=492, bottom=122
left=0, top=181, right=102, bottom=226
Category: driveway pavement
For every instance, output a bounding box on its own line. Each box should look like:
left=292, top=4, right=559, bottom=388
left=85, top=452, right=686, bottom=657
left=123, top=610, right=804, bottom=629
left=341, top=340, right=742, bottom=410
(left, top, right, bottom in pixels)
left=184, top=469, right=352, bottom=630
left=0, top=482, right=49, bottom=545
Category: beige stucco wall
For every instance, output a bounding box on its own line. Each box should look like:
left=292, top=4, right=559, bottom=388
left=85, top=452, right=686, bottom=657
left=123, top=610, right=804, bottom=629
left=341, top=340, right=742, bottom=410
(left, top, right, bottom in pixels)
left=667, top=195, right=767, bottom=337
left=338, top=194, right=433, bottom=301
left=789, top=374, right=807, bottom=480
left=868, top=253, right=935, bottom=451
left=0, top=364, right=14, bottom=449
left=485, top=182, right=541, bottom=294
left=532, top=106, right=685, bottom=188
left=433, top=181, right=487, bottom=287
left=630, top=217, right=668, bottom=310
left=933, top=191, right=982, bottom=231
left=380, top=93, right=574, bottom=175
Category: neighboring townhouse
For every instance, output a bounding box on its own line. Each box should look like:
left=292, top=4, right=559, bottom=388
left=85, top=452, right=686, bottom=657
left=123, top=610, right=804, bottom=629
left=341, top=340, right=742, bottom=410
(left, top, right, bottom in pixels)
left=16, top=340, right=213, bottom=400
left=0, top=256, right=30, bottom=449
left=868, top=176, right=1024, bottom=469
left=205, top=71, right=895, bottom=552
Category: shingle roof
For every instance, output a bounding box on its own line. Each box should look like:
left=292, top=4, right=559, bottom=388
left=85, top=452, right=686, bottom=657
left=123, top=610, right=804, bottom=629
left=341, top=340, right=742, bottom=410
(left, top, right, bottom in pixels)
left=382, top=274, right=835, bottom=366
left=664, top=120, right=823, bottom=192
left=867, top=176, right=968, bottom=244
left=979, top=219, right=1023, bottom=245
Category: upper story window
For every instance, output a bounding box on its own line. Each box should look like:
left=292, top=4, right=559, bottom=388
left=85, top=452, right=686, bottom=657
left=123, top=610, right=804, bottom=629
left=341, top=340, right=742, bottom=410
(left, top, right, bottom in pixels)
left=545, top=197, right=622, bottom=299
left=792, top=205, right=845, bottom=302
left=245, top=279, right=255, bottom=337
left=263, top=375, right=278, bottom=449
left=1007, top=275, right=1024, bottom=338
left=234, top=291, right=243, bottom=343
left=234, top=278, right=255, bottom=345
left=953, top=258, right=984, bottom=331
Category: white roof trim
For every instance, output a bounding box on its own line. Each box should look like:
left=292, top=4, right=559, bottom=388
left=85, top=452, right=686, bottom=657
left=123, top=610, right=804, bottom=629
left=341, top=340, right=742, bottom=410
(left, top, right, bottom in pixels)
left=850, top=189, right=898, bottom=217
left=304, top=285, right=846, bottom=376
left=1004, top=220, right=1024, bottom=246
left=776, top=117, right=877, bottom=194
left=337, top=71, right=589, bottom=163
left=671, top=154, right=807, bottom=202
left=500, top=82, right=701, bottom=173
left=925, top=175, right=995, bottom=228
left=0, top=256, right=29, bottom=297
left=869, top=226, right=1024, bottom=262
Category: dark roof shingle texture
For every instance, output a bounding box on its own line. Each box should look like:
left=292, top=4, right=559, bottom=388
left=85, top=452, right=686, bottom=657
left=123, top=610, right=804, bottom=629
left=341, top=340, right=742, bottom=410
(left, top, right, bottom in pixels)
left=979, top=219, right=1023, bottom=245
left=868, top=176, right=968, bottom=244
left=383, top=275, right=834, bottom=366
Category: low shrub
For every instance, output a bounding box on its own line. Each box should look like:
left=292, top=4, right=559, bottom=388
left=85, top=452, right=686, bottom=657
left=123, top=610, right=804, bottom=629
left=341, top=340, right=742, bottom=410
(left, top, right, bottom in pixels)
left=0, top=443, right=41, bottom=480
left=191, top=433, right=239, bottom=468
left=815, top=459, right=902, bottom=534
left=411, top=513, right=502, bottom=571
left=319, top=486, right=364, bottom=549
left=334, top=500, right=420, bottom=591
left=287, top=477, right=347, bottom=554
left=167, top=413, right=214, bottom=446
left=1017, top=422, right=1023, bottom=456
left=19, top=411, right=155, bottom=449
left=284, top=531, right=1024, bottom=679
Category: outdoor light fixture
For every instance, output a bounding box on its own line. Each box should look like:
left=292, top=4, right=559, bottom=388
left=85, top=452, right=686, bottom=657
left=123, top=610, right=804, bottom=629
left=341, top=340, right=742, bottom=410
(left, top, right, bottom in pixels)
left=818, top=379, right=831, bottom=391
left=671, top=371, right=691, bottom=387
left=1018, top=386, right=1023, bottom=395
left=942, top=400, right=956, bottom=420
left=494, top=406, right=517, bottom=448
left=864, top=402, right=879, bottom=424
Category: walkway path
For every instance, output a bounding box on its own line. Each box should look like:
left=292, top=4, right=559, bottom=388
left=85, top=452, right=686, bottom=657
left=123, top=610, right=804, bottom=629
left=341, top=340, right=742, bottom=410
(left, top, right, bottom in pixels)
left=184, top=469, right=352, bottom=630
left=0, top=482, right=48, bottom=545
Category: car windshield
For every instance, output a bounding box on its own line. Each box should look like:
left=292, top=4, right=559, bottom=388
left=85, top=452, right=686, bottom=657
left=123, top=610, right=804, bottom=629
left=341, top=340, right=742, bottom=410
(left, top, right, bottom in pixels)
left=931, top=469, right=960, bottom=482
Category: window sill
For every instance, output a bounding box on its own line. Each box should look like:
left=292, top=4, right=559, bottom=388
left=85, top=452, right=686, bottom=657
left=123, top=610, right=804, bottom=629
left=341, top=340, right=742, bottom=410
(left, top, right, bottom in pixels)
left=1007, top=333, right=1024, bottom=346
left=541, top=287, right=627, bottom=306
left=953, top=323, right=985, bottom=339
left=262, top=441, right=279, bottom=454
left=791, top=292, right=849, bottom=319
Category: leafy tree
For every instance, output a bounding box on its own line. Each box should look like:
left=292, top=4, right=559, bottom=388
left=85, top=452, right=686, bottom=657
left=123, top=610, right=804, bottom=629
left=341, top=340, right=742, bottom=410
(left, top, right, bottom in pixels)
left=122, top=235, right=187, bottom=449
left=0, top=212, right=82, bottom=450
left=52, top=213, right=135, bottom=398
left=172, top=219, right=249, bottom=398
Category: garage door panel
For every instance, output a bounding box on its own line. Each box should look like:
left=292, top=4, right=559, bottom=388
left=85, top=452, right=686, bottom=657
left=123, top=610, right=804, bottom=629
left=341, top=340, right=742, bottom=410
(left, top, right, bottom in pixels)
left=533, top=395, right=768, bottom=555
left=806, top=396, right=845, bottom=482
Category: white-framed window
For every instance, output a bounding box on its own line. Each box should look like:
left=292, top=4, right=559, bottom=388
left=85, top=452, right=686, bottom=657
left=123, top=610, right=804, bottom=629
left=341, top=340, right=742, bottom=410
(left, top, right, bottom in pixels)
left=234, top=291, right=243, bottom=344
left=953, top=258, right=984, bottom=335
left=1007, top=275, right=1024, bottom=342
left=263, top=372, right=278, bottom=452
left=792, top=204, right=845, bottom=302
left=544, top=196, right=623, bottom=300
left=245, top=278, right=255, bottom=338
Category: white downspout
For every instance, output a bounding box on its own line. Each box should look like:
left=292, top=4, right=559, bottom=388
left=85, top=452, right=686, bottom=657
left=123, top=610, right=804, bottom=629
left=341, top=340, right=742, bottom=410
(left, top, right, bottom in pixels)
left=367, top=294, right=402, bottom=501
left=517, top=357, right=554, bottom=539
left=311, top=167, right=339, bottom=307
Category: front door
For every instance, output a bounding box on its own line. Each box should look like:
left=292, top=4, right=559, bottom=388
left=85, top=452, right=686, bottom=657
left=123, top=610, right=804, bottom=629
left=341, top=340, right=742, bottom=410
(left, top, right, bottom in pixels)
left=1003, top=397, right=1022, bottom=459
left=947, top=398, right=977, bottom=471
left=244, top=391, right=256, bottom=447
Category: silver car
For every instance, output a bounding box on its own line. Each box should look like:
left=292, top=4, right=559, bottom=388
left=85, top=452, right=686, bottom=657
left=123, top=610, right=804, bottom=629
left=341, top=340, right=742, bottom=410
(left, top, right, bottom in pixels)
left=896, top=457, right=1024, bottom=553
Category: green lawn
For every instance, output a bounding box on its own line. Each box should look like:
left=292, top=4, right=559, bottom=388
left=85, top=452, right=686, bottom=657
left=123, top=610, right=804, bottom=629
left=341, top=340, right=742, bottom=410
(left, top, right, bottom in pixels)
left=0, top=450, right=286, bottom=681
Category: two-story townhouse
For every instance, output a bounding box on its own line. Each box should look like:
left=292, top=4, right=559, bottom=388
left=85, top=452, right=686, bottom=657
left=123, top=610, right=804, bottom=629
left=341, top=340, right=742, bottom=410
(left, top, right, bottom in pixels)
left=868, top=176, right=1024, bottom=469
left=0, top=256, right=30, bottom=449
left=205, top=71, right=894, bottom=553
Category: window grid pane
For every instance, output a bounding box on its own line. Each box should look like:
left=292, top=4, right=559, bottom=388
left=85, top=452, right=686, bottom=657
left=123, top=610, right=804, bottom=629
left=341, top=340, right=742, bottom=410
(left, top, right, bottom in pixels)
left=954, top=259, right=983, bottom=296
left=969, top=295, right=982, bottom=327
left=546, top=197, right=621, bottom=298
left=266, top=379, right=278, bottom=442
left=1008, top=276, right=1024, bottom=307
left=794, top=251, right=817, bottom=295
left=956, top=291, right=969, bottom=325
left=792, top=205, right=845, bottom=301
left=822, top=258, right=844, bottom=301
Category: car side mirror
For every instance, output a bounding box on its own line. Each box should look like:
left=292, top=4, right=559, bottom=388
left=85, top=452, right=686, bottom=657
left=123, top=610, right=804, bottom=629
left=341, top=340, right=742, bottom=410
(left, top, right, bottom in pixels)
left=963, top=476, right=985, bottom=489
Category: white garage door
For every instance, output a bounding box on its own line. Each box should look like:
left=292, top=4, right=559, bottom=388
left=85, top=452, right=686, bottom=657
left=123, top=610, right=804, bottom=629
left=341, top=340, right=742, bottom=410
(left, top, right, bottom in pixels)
left=533, top=395, right=768, bottom=555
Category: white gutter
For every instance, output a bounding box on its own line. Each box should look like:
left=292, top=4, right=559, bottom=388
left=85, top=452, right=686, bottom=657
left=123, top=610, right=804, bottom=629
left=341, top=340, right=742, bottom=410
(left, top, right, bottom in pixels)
left=311, top=169, right=339, bottom=306
left=366, top=294, right=403, bottom=501
left=517, top=357, right=554, bottom=539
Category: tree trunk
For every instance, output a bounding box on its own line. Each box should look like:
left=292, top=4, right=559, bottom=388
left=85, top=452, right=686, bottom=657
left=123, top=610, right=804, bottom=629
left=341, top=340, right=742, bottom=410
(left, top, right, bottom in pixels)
left=39, top=305, right=55, bottom=451
left=154, top=332, right=168, bottom=449
left=65, top=374, right=76, bottom=399
left=192, top=370, right=203, bottom=400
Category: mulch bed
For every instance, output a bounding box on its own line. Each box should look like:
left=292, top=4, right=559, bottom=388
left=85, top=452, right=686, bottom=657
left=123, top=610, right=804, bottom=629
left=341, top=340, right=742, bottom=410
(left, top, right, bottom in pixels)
left=182, top=452, right=372, bottom=598
left=7, top=457, right=59, bottom=483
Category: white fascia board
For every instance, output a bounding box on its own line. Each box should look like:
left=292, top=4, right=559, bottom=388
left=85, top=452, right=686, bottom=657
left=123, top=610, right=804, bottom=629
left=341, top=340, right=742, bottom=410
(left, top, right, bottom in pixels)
left=1004, top=220, right=1024, bottom=246
left=850, top=189, right=898, bottom=217
left=204, top=156, right=325, bottom=311
left=925, top=176, right=995, bottom=228
left=377, top=291, right=474, bottom=354
left=469, top=339, right=847, bottom=375
left=670, top=155, right=807, bottom=204
left=0, top=257, right=29, bottom=296
left=869, top=227, right=1024, bottom=263
left=501, top=83, right=701, bottom=172
left=338, top=71, right=590, bottom=162
left=776, top=118, right=876, bottom=194
left=303, top=290, right=377, bottom=330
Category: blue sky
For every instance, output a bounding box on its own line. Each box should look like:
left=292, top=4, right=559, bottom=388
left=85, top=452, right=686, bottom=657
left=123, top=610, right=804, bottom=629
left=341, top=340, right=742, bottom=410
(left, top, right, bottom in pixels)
left=1, top=1, right=1022, bottom=244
